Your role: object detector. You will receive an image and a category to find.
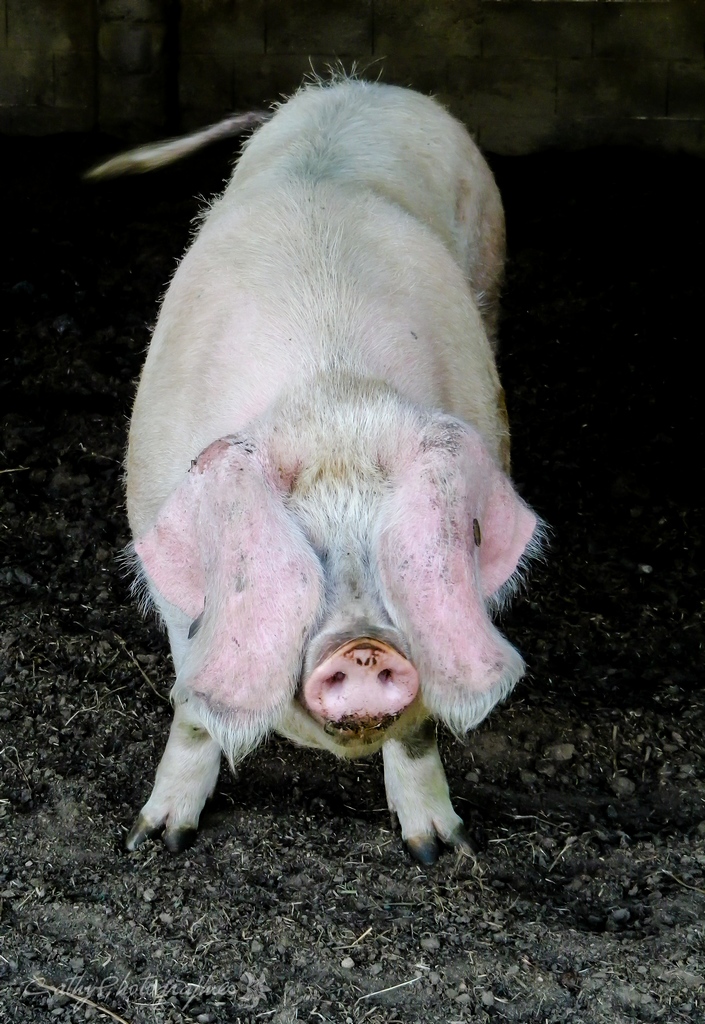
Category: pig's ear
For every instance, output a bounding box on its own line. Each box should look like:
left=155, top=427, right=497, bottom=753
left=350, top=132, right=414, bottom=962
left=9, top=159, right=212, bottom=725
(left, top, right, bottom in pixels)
left=378, top=422, right=541, bottom=735
left=474, top=458, right=541, bottom=604
left=134, top=438, right=323, bottom=752
left=133, top=471, right=208, bottom=621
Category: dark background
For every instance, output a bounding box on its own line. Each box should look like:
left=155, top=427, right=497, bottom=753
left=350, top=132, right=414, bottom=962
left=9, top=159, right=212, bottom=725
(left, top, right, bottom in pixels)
left=1, top=0, right=704, bottom=153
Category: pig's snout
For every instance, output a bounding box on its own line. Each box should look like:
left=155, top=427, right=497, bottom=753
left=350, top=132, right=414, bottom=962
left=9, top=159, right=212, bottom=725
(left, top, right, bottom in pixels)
left=302, top=638, right=419, bottom=728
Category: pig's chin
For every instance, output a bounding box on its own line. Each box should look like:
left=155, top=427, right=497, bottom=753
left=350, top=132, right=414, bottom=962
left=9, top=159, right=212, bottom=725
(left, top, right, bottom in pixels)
left=320, top=709, right=404, bottom=744
left=278, top=696, right=424, bottom=758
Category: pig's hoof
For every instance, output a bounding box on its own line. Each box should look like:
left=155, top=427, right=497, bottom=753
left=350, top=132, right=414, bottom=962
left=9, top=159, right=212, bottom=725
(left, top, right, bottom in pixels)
left=406, top=834, right=440, bottom=865
left=449, top=823, right=478, bottom=856
left=163, top=825, right=198, bottom=854
left=126, top=813, right=198, bottom=854
left=125, top=814, right=163, bottom=851
left=405, top=824, right=476, bottom=865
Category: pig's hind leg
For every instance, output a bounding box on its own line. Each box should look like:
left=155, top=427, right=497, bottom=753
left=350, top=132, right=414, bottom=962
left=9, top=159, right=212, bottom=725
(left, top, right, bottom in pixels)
left=126, top=699, right=221, bottom=853
left=383, top=720, right=475, bottom=865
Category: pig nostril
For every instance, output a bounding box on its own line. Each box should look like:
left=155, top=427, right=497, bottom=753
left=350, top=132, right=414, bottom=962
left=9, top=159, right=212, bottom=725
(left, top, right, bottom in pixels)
left=378, top=669, right=392, bottom=684
left=329, top=671, right=346, bottom=685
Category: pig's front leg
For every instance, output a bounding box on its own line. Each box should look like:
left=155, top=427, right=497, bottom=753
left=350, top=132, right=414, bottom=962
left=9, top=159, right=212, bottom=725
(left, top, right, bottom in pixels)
left=126, top=699, right=221, bottom=853
left=383, top=720, right=474, bottom=865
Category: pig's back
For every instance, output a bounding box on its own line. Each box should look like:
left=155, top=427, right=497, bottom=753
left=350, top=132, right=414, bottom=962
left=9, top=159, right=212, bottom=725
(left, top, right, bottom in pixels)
left=127, top=81, right=505, bottom=534
left=231, top=80, right=503, bottom=299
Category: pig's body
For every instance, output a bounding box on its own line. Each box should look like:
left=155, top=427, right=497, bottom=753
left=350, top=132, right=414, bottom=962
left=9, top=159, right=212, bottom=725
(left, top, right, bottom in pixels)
left=120, top=79, right=540, bottom=862
left=127, top=83, right=507, bottom=534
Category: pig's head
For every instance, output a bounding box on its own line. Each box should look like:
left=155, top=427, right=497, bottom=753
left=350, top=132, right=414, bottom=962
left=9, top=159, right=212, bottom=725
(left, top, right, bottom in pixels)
left=134, top=399, right=542, bottom=763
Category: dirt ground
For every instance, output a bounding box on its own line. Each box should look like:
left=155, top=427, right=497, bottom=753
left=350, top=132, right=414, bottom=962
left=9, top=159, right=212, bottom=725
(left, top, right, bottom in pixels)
left=1, top=129, right=704, bottom=1024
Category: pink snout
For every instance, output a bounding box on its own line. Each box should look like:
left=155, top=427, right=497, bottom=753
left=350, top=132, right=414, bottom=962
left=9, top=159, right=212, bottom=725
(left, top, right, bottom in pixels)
left=302, top=638, right=419, bottom=727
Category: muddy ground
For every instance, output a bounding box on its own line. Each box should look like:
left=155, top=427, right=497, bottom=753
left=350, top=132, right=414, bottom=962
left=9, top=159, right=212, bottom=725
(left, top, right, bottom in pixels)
left=1, top=131, right=703, bottom=1024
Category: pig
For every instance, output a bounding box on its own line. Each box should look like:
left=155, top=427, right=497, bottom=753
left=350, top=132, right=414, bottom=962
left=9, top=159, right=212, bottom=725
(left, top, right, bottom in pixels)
left=95, top=77, right=543, bottom=864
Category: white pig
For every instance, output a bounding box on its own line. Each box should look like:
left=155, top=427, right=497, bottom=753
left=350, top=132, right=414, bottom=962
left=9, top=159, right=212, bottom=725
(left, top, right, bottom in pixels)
left=100, top=78, right=543, bottom=863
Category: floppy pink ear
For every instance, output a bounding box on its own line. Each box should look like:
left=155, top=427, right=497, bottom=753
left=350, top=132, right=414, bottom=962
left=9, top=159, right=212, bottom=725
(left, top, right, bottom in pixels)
left=378, top=421, right=539, bottom=734
left=474, top=457, right=539, bottom=600
left=133, top=459, right=211, bottom=620
left=134, top=438, right=323, bottom=737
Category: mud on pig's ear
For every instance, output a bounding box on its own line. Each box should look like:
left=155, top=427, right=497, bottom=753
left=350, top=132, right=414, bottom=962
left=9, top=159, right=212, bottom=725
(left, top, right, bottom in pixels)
left=133, top=437, right=324, bottom=740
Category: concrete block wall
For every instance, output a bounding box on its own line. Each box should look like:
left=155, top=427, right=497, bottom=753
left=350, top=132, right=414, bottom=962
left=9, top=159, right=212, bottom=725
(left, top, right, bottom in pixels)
left=0, top=0, right=96, bottom=133
left=97, top=0, right=171, bottom=138
left=0, top=0, right=170, bottom=138
left=1, top=0, right=704, bottom=154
